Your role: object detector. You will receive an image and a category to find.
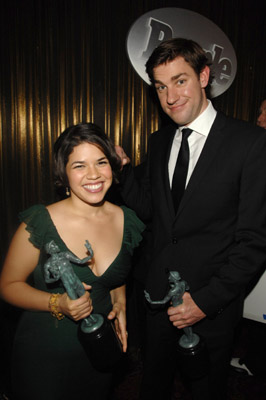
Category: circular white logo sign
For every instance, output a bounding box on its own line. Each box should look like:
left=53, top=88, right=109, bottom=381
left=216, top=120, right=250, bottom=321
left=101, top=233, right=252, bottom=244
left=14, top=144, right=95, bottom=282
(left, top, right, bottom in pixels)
left=127, top=8, right=237, bottom=98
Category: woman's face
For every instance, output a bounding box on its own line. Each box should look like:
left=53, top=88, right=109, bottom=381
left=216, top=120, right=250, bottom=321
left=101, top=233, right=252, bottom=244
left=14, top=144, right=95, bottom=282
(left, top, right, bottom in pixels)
left=66, top=142, right=113, bottom=205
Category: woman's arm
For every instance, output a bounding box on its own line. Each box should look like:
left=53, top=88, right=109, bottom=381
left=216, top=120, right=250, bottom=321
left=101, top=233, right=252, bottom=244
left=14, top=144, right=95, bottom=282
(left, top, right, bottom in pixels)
left=0, top=222, right=51, bottom=311
left=108, top=285, right=127, bottom=352
left=0, top=223, right=92, bottom=321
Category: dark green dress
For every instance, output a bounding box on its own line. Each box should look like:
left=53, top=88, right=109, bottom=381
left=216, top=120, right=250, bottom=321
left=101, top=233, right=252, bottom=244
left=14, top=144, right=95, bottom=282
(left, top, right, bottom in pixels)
left=11, top=204, right=145, bottom=400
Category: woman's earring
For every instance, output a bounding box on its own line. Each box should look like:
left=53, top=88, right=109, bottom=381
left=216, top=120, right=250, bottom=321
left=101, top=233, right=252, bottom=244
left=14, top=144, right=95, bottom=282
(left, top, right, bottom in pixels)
left=66, top=187, right=70, bottom=196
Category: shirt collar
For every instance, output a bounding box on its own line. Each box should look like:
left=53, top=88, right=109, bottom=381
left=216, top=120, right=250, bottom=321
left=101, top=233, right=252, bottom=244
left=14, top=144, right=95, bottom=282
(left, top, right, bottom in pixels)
left=179, top=100, right=217, bottom=137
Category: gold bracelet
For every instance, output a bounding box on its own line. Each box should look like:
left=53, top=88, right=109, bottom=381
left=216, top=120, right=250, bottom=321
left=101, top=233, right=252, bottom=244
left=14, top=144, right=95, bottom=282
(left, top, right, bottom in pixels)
left=48, top=293, right=65, bottom=320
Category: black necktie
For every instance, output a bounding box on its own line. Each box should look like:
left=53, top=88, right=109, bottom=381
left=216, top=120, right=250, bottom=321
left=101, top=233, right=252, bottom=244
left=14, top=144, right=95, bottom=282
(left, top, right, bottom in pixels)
left=171, top=128, right=192, bottom=213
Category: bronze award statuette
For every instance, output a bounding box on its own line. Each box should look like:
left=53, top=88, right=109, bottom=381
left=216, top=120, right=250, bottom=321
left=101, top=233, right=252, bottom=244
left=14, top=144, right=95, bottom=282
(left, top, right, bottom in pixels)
left=44, top=240, right=123, bottom=371
left=144, top=271, right=209, bottom=380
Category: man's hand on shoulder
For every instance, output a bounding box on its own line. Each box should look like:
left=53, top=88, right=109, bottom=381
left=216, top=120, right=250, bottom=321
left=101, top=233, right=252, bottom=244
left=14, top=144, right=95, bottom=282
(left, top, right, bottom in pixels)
left=115, top=145, right=131, bottom=168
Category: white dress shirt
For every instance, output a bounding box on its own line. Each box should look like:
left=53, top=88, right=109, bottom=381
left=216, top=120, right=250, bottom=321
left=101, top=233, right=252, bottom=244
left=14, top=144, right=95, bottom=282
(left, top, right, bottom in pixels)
left=168, top=100, right=217, bottom=188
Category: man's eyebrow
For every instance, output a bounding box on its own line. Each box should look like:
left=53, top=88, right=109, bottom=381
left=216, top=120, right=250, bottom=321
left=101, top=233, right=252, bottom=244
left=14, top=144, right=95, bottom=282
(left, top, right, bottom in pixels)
left=154, top=73, right=188, bottom=85
left=170, top=73, right=187, bottom=81
left=153, top=77, right=165, bottom=84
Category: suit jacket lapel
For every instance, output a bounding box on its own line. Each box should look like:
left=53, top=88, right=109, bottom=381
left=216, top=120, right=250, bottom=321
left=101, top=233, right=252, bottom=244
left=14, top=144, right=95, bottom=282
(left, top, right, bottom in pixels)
left=161, top=125, right=177, bottom=217
left=175, top=112, right=227, bottom=219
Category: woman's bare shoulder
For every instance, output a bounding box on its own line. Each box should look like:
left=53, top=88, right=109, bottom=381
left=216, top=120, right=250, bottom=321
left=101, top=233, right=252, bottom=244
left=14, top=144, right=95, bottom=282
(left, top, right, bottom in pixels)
left=104, top=202, right=124, bottom=219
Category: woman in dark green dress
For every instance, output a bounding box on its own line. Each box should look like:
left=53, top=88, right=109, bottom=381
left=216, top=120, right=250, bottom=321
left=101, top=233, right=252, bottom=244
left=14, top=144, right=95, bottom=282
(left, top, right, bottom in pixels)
left=0, top=123, right=145, bottom=400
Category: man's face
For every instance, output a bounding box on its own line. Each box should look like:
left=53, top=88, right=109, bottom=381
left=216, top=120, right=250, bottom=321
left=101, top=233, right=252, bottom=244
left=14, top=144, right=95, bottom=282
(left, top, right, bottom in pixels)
left=257, top=100, right=266, bottom=129
left=153, top=57, right=210, bottom=126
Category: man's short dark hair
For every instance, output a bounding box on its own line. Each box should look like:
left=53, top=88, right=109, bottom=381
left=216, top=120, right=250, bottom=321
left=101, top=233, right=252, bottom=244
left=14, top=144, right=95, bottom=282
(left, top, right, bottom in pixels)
left=145, top=38, right=211, bottom=84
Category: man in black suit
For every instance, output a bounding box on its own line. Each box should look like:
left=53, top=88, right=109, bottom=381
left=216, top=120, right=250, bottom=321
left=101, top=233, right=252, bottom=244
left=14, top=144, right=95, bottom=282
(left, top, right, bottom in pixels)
left=116, top=39, right=266, bottom=399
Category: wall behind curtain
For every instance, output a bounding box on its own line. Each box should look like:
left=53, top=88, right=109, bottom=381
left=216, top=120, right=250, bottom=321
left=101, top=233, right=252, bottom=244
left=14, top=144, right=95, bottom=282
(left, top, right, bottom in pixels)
left=1, top=0, right=266, bottom=265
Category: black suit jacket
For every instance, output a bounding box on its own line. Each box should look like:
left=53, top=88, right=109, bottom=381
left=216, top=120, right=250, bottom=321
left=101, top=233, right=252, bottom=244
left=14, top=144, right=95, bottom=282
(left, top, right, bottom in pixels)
left=120, top=111, right=266, bottom=333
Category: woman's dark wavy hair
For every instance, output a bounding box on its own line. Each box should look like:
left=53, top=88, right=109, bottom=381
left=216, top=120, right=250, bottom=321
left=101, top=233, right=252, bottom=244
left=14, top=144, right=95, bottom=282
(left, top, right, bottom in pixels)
left=54, top=123, right=121, bottom=188
left=146, top=38, right=211, bottom=84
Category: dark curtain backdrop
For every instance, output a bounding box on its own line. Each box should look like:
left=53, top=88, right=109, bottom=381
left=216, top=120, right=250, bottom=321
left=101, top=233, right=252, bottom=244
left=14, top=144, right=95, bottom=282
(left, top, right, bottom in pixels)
left=1, top=0, right=266, bottom=265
